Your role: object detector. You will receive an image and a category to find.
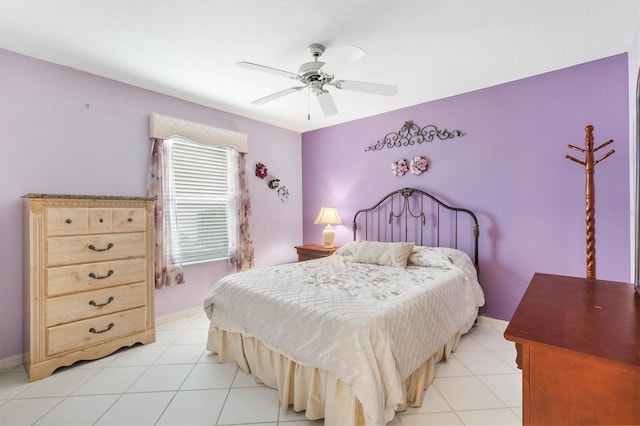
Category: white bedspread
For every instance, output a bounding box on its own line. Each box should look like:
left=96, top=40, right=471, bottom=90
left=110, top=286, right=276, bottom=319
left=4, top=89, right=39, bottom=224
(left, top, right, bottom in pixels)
left=204, top=248, right=484, bottom=426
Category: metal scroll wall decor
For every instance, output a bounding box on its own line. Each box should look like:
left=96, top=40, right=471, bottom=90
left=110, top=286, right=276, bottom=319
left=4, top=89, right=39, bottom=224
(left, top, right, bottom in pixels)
left=365, top=120, right=465, bottom=152
left=565, top=125, right=615, bottom=279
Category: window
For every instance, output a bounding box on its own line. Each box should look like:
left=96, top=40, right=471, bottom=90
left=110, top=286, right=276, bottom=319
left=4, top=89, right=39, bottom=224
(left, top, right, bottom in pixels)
left=168, top=137, right=229, bottom=264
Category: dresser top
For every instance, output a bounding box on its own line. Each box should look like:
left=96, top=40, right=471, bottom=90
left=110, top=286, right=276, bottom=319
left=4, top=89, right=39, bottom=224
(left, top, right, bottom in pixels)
left=23, top=193, right=155, bottom=201
left=504, top=272, right=640, bottom=367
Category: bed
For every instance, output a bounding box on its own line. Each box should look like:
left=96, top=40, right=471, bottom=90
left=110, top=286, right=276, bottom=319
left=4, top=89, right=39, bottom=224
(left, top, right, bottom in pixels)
left=204, top=187, right=485, bottom=426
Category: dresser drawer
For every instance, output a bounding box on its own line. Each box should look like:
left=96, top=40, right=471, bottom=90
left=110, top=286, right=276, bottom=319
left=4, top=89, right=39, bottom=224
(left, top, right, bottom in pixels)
left=46, top=208, right=89, bottom=235
left=112, top=208, right=146, bottom=232
left=46, top=282, right=147, bottom=326
left=88, top=209, right=113, bottom=233
left=46, top=233, right=146, bottom=266
left=47, top=258, right=146, bottom=296
left=46, top=307, right=147, bottom=356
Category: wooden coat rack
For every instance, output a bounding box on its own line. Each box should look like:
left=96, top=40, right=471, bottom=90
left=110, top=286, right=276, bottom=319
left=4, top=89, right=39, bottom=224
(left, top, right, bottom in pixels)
left=565, top=125, right=615, bottom=279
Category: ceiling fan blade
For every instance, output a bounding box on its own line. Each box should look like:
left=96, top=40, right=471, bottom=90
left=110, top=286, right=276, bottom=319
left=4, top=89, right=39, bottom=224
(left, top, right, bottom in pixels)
left=236, top=61, right=300, bottom=79
left=316, top=90, right=338, bottom=116
left=321, top=45, right=366, bottom=74
left=252, top=86, right=306, bottom=105
left=332, top=79, right=398, bottom=96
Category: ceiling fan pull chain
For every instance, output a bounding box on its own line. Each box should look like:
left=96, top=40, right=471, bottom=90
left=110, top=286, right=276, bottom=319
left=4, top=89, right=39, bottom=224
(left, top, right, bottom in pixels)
left=307, top=87, right=311, bottom=121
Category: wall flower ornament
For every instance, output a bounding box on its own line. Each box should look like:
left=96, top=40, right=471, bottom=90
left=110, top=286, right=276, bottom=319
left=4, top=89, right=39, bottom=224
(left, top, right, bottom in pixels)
left=255, top=163, right=268, bottom=179
left=277, top=186, right=289, bottom=202
left=391, top=159, right=409, bottom=176
left=254, top=161, right=290, bottom=202
left=267, top=178, right=280, bottom=189
left=410, top=156, right=428, bottom=175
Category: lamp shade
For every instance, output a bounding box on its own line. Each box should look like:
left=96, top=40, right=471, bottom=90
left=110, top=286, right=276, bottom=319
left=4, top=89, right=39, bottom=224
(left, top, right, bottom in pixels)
left=314, top=207, right=342, bottom=225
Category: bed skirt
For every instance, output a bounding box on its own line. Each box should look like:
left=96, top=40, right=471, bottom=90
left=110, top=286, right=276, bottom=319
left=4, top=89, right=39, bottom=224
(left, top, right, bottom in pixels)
left=206, top=309, right=473, bottom=426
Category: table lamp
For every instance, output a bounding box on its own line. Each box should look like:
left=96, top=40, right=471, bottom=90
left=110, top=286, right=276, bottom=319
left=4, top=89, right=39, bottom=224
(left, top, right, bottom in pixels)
left=314, top=207, right=341, bottom=248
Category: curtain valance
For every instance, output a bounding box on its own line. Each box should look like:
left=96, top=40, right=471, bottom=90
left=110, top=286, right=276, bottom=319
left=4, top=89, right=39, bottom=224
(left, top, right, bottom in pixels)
left=149, top=113, right=248, bottom=153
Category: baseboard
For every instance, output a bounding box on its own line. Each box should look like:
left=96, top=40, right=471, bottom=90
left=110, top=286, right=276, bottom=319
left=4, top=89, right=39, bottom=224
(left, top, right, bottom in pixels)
left=0, top=353, right=24, bottom=371
left=476, top=315, right=509, bottom=332
left=155, top=306, right=203, bottom=325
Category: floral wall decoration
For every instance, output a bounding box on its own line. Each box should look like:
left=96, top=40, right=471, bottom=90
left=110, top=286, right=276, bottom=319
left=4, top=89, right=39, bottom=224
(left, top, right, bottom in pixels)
left=391, top=159, right=408, bottom=176
left=410, top=156, right=428, bottom=175
left=365, top=120, right=465, bottom=152
left=255, top=162, right=268, bottom=179
left=276, top=186, right=289, bottom=202
left=391, top=156, right=429, bottom=177
left=255, top=162, right=289, bottom=202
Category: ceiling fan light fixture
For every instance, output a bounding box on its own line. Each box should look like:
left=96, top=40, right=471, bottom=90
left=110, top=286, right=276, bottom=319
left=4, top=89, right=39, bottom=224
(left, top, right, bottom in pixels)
left=309, top=80, right=324, bottom=93
left=237, top=42, right=398, bottom=117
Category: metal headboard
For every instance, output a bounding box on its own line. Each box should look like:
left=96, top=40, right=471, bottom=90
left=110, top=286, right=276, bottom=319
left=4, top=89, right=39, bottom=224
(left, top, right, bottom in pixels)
left=352, top=187, right=480, bottom=268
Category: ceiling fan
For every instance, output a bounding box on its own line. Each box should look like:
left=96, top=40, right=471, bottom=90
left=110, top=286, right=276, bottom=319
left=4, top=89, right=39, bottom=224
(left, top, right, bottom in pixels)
left=236, top=43, right=398, bottom=117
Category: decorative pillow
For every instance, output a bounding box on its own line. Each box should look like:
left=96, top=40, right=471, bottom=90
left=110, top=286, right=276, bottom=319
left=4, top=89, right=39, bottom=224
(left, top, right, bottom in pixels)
left=350, top=241, right=415, bottom=268
left=407, top=246, right=466, bottom=268
left=333, top=241, right=360, bottom=258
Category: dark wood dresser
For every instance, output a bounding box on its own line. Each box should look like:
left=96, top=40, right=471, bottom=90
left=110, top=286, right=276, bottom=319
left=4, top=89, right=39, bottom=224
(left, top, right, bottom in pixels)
left=504, top=272, right=640, bottom=425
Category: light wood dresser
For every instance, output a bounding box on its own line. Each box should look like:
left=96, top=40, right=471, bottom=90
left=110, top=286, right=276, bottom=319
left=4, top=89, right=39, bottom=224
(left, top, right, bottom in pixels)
left=23, top=194, right=156, bottom=381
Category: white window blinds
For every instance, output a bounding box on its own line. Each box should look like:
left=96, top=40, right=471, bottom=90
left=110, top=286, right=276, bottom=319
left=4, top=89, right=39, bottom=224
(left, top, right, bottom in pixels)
left=169, top=137, right=229, bottom=264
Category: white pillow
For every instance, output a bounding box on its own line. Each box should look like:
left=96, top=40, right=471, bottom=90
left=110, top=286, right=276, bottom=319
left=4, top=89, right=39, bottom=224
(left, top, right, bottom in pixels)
left=333, top=241, right=360, bottom=258
left=350, top=241, right=415, bottom=268
left=407, top=246, right=466, bottom=267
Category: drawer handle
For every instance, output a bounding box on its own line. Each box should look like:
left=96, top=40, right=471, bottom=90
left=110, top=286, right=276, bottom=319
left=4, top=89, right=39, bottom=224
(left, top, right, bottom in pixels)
left=89, top=296, right=114, bottom=307
left=88, top=243, right=114, bottom=252
left=89, top=323, right=114, bottom=334
left=65, top=219, right=72, bottom=224
left=128, top=218, right=133, bottom=222
left=88, top=270, right=114, bottom=280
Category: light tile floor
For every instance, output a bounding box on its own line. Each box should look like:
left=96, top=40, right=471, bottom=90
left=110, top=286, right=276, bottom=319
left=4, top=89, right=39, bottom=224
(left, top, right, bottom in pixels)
left=0, top=312, right=522, bottom=425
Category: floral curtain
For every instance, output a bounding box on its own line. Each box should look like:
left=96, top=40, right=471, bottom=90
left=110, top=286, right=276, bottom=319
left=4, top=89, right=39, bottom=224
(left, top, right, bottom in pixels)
left=147, top=137, right=185, bottom=289
left=228, top=148, right=255, bottom=272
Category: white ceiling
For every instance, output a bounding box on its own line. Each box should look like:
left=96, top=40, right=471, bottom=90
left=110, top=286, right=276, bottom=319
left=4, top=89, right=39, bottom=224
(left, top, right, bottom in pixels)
left=1, top=0, right=638, bottom=133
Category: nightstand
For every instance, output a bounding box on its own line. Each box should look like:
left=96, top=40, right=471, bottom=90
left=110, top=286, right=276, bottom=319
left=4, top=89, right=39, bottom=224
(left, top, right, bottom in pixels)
left=295, top=244, right=339, bottom=262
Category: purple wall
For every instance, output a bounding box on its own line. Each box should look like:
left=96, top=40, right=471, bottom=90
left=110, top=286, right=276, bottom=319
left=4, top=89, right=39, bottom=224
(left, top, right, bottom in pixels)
left=0, top=49, right=302, bottom=360
left=302, top=54, right=630, bottom=321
